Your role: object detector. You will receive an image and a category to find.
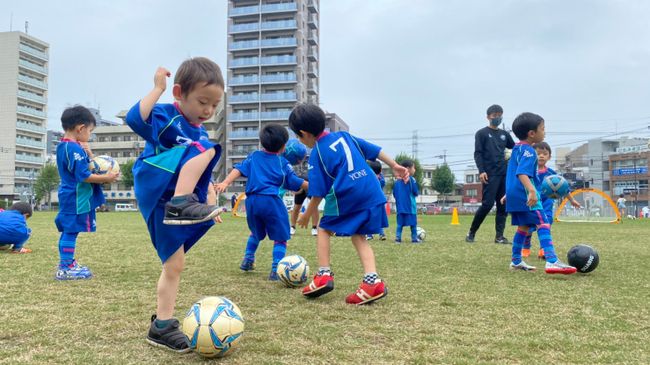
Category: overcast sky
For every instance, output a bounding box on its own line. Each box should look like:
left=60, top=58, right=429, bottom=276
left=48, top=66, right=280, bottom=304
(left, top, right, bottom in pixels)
left=4, top=0, right=650, bottom=175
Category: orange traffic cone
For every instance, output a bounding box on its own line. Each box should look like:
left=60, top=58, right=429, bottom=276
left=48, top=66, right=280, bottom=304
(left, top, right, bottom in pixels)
left=451, top=207, right=460, bottom=225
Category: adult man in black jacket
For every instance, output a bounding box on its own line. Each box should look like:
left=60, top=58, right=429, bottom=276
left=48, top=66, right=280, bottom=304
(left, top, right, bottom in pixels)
left=466, top=104, right=515, bottom=244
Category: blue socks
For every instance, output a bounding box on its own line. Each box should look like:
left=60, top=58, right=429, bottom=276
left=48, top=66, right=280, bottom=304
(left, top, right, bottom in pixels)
left=271, top=241, right=287, bottom=271
left=511, top=229, right=528, bottom=264
left=410, top=225, right=417, bottom=241
left=536, top=224, right=557, bottom=263
left=58, top=232, right=79, bottom=268
left=396, top=224, right=403, bottom=240
left=243, top=235, right=260, bottom=261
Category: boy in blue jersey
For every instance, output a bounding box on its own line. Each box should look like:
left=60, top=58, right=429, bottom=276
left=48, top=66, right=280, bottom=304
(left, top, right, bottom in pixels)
left=125, top=58, right=224, bottom=353
left=0, top=202, right=33, bottom=254
left=392, top=159, right=421, bottom=244
left=366, top=160, right=387, bottom=241
left=55, top=106, right=118, bottom=280
left=506, top=113, right=576, bottom=275
left=289, top=104, right=410, bottom=305
left=216, top=124, right=308, bottom=280
left=522, top=142, right=581, bottom=259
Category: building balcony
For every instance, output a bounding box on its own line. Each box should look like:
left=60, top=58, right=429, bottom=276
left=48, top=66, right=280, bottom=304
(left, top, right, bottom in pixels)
left=231, top=57, right=259, bottom=68
left=308, top=0, right=319, bottom=13
left=261, top=110, right=291, bottom=120
left=307, top=30, right=318, bottom=45
left=261, top=2, right=297, bottom=14
left=228, top=147, right=258, bottom=157
left=261, top=37, right=297, bottom=48
left=229, top=39, right=260, bottom=51
left=229, top=110, right=291, bottom=122
left=261, top=73, right=296, bottom=84
left=16, top=120, right=46, bottom=134
left=228, top=4, right=260, bottom=17
left=230, top=129, right=259, bottom=139
left=14, top=170, right=38, bottom=179
left=307, top=47, right=318, bottom=61
left=17, top=90, right=47, bottom=104
left=17, top=106, right=46, bottom=118
left=261, top=20, right=297, bottom=31
left=18, top=75, right=47, bottom=90
left=15, top=154, right=44, bottom=165
left=16, top=137, right=45, bottom=149
left=308, top=14, right=318, bottom=29
left=307, top=80, right=318, bottom=95
left=19, top=44, right=48, bottom=60
left=229, top=22, right=260, bottom=34
left=307, top=63, right=318, bottom=77
left=260, top=91, right=297, bottom=102
left=90, top=140, right=145, bottom=150
left=229, top=93, right=260, bottom=104
left=229, top=74, right=259, bottom=85
left=260, top=55, right=296, bottom=66
left=19, top=59, right=48, bottom=75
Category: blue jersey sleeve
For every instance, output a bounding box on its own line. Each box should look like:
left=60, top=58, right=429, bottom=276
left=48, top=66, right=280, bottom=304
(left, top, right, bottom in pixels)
left=125, top=101, right=153, bottom=143
left=282, top=161, right=305, bottom=192
left=307, top=153, right=332, bottom=198
left=515, top=148, right=537, bottom=178
left=350, top=135, right=381, bottom=160
left=64, top=144, right=92, bottom=183
left=234, top=156, right=252, bottom=177
left=410, top=177, right=419, bottom=197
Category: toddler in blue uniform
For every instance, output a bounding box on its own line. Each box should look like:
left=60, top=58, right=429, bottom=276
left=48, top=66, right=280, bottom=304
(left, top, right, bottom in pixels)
left=366, top=160, right=387, bottom=241
left=0, top=202, right=33, bottom=254
left=289, top=104, right=409, bottom=305
left=216, top=124, right=308, bottom=280
left=392, top=159, right=420, bottom=243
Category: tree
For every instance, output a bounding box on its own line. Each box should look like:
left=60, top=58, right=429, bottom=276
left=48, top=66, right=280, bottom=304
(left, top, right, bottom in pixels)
left=385, top=153, right=424, bottom=192
left=34, top=163, right=59, bottom=209
left=120, top=160, right=135, bottom=189
left=431, top=164, right=455, bottom=206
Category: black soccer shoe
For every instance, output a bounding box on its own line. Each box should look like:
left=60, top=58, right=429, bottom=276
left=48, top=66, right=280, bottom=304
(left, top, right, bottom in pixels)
left=163, top=194, right=221, bottom=225
left=146, top=315, right=191, bottom=353
left=494, top=236, right=510, bottom=244
left=465, top=232, right=475, bottom=243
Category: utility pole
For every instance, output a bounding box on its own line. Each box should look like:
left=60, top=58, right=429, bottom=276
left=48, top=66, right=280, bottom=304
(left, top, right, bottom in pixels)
left=435, top=150, right=447, bottom=165
left=412, top=130, right=418, bottom=159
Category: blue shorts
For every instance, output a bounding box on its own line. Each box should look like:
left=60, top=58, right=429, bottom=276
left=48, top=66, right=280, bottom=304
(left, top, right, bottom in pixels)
left=510, top=210, right=549, bottom=227
left=396, top=213, right=417, bottom=226
left=319, top=203, right=388, bottom=236
left=245, top=195, right=290, bottom=242
left=55, top=211, right=97, bottom=233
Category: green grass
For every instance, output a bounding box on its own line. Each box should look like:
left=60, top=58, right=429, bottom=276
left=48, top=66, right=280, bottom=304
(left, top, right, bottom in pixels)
left=1, top=212, right=649, bottom=364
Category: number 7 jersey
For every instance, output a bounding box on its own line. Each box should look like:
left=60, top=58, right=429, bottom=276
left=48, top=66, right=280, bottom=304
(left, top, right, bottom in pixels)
left=308, top=131, right=386, bottom=216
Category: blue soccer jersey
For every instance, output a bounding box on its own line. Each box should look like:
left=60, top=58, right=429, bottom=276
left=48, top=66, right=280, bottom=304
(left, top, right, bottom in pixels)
left=56, top=139, right=104, bottom=215
left=235, top=151, right=304, bottom=196
left=393, top=176, right=418, bottom=214
left=536, top=166, right=557, bottom=218
left=0, top=210, right=30, bottom=245
left=378, top=173, right=386, bottom=189
left=308, top=131, right=385, bottom=216
left=506, top=142, right=542, bottom=212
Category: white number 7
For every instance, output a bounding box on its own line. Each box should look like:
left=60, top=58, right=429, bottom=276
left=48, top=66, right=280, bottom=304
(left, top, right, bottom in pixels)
left=329, top=137, right=354, bottom=172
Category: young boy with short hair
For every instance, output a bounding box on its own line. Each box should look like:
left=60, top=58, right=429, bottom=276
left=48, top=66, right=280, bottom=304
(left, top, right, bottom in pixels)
left=289, top=104, right=409, bottom=305
left=125, top=58, right=224, bottom=352
left=392, top=159, right=420, bottom=244
left=506, top=113, right=576, bottom=275
left=366, top=160, right=387, bottom=241
left=522, top=142, right=580, bottom=259
left=216, top=124, right=308, bottom=280
left=55, top=106, right=119, bottom=280
left=0, top=202, right=33, bottom=254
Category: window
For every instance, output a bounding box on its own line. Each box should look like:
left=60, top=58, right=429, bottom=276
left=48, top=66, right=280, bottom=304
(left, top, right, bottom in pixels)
left=111, top=136, right=119, bottom=142
left=123, top=135, right=132, bottom=141
left=466, top=175, right=474, bottom=183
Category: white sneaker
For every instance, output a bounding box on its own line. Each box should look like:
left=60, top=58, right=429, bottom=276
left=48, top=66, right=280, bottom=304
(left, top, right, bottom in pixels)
left=290, top=227, right=296, bottom=235
left=509, top=260, right=536, bottom=271
left=545, top=260, right=577, bottom=275
left=311, top=228, right=318, bottom=236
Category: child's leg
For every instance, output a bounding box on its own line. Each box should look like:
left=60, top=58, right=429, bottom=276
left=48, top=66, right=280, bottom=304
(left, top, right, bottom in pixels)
left=174, top=148, right=216, bottom=197
left=58, top=232, right=79, bottom=268
left=316, top=228, right=331, bottom=271
left=11, top=237, right=31, bottom=253
left=535, top=223, right=557, bottom=263
left=350, top=234, right=377, bottom=274
left=290, top=204, right=302, bottom=228
left=410, top=225, right=418, bottom=242
left=395, top=223, right=403, bottom=241
left=156, top=246, right=185, bottom=320
left=511, top=226, right=529, bottom=264
left=311, top=209, right=320, bottom=229
left=345, top=234, right=387, bottom=305
left=243, top=234, right=260, bottom=261
left=271, top=241, right=287, bottom=272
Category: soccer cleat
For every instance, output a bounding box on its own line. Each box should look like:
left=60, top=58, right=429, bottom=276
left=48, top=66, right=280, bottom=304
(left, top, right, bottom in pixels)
left=366, top=235, right=374, bottom=241
left=290, top=226, right=296, bottom=235
left=522, top=248, right=531, bottom=258
left=509, top=261, right=536, bottom=271
left=345, top=280, right=388, bottom=305
left=495, top=236, right=510, bottom=244
left=302, top=272, right=334, bottom=298
left=545, top=260, right=577, bottom=275
left=239, top=258, right=255, bottom=271
left=465, top=232, right=475, bottom=243
left=394, top=238, right=402, bottom=244
left=146, top=315, right=191, bottom=353
left=11, top=247, right=32, bottom=254
left=0, top=244, right=12, bottom=250
left=311, top=228, right=318, bottom=236
left=163, top=194, right=221, bottom=225
left=411, top=239, right=422, bottom=244
left=55, top=261, right=93, bottom=280
left=537, top=249, right=545, bottom=260
left=268, top=270, right=279, bottom=281
left=379, top=234, right=387, bottom=241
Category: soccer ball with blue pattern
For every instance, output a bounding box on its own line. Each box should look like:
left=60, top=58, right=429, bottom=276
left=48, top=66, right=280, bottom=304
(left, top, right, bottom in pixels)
left=540, top=174, right=570, bottom=199
left=416, top=227, right=426, bottom=241
left=276, top=254, right=309, bottom=287
left=282, top=139, right=307, bottom=165
left=89, top=155, right=120, bottom=175
left=182, top=296, right=244, bottom=358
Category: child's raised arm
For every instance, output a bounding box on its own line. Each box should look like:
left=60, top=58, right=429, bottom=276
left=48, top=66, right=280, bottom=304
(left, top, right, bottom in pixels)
left=139, top=67, right=170, bottom=121
left=377, top=151, right=409, bottom=182
left=215, top=169, right=242, bottom=193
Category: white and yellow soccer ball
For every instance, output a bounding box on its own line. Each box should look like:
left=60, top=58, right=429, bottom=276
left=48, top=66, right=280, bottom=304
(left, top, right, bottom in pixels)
left=416, top=227, right=426, bottom=241
left=89, top=155, right=120, bottom=175
left=182, top=296, right=244, bottom=358
left=276, top=254, right=309, bottom=287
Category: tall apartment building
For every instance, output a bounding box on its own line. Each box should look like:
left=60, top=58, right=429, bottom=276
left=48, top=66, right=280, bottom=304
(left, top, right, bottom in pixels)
left=0, top=31, right=49, bottom=202
left=226, top=0, right=320, bottom=192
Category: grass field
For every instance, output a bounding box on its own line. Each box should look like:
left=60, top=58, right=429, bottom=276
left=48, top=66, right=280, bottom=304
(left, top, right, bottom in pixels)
left=1, top=212, right=649, bottom=364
